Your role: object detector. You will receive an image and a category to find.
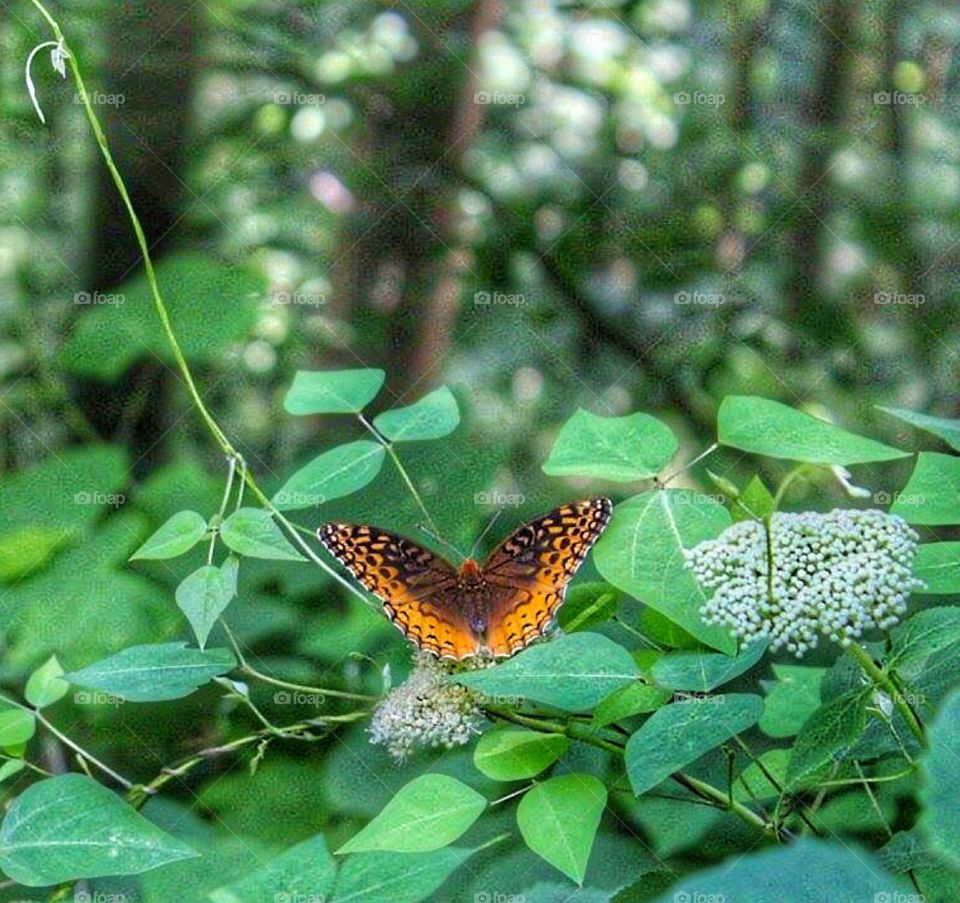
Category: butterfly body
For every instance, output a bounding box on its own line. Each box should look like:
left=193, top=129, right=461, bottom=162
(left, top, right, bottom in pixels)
left=318, top=497, right=612, bottom=660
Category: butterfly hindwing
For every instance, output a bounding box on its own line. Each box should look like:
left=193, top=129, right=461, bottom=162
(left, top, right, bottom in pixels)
left=482, top=498, right=612, bottom=656
left=317, top=524, right=477, bottom=659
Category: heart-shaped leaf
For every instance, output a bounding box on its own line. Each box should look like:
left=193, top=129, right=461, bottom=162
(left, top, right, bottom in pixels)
left=718, top=396, right=908, bottom=464
left=220, top=508, right=305, bottom=561
left=337, top=774, right=486, bottom=854
left=453, top=633, right=639, bottom=711
left=130, top=510, right=207, bottom=560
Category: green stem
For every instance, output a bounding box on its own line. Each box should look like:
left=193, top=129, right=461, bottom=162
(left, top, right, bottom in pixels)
left=220, top=620, right=379, bottom=702
left=847, top=642, right=926, bottom=746
left=0, top=692, right=133, bottom=789
left=485, top=706, right=772, bottom=835
left=25, top=0, right=373, bottom=611
left=358, top=414, right=438, bottom=533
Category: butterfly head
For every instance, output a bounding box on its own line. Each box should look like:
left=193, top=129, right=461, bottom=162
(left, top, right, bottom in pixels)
left=459, top=557, right=482, bottom=583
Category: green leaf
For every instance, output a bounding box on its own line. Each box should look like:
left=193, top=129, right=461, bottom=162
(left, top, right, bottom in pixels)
left=0, top=444, right=128, bottom=580
left=453, top=632, right=639, bottom=711
left=336, top=775, right=486, bottom=854
left=557, top=583, right=620, bottom=632
left=914, top=542, right=960, bottom=594
left=592, top=682, right=672, bottom=727
left=273, top=440, right=386, bottom=510
left=331, top=847, right=476, bottom=903
left=732, top=474, right=775, bottom=522
left=0, top=760, right=25, bottom=786
left=733, top=748, right=792, bottom=801
left=542, top=409, right=678, bottom=481
left=919, top=688, right=960, bottom=871
left=58, top=252, right=263, bottom=382
left=0, top=774, right=197, bottom=886
left=718, top=396, right=908, bottom=464
left=24, top=655, right=69, bottom=708
left=759, top=664, right=826, bottom=738
left=284, top=368, right=385, bottom=416
left=889, top=607, right=960, bottom=679
left=373, top=386, right=460, bottom=442
left=473, top=729, right=569, bottom=781
left=176, top=561, right=238, bottom=648
left=209, top=834, right=336, bottom=903
left=890, top=452, right=960, bottom=525
left=517, top=774, right=606, bottom=885
left=593, top=489, right=736, bottom=653
left=0, top=709, right=35, bottom=748
left=878, top=405, right=960, bottom=452
left=785, top=689, right=869, bottom=789
left=650, top=838, right=910, bottom=903
left=651, top=640, right=767, bottom=692
left=64, top=643, right=236, bottom=702
left=130, top=511, right=207, bottom=561
left=220, top=508, right=305, bottom=561
left=626, top=694, right=763, bottom=795
left=131, top=510, right=208, bottom=560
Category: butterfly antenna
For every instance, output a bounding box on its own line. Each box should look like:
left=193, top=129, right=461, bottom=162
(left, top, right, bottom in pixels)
left=417, top=523, right=467, bottom=565
left=470, top=508, right=505, bottom=560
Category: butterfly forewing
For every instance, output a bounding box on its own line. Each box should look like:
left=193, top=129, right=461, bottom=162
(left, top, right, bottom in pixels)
left=482, top=498, right=612, bottom=656
left=317, top=524, right=477, bottom=658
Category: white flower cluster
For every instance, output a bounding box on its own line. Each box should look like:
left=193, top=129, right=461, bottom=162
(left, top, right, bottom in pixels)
left=685, top=509, right=923, bottom=657
left=369, top=653, right=484, bottom=761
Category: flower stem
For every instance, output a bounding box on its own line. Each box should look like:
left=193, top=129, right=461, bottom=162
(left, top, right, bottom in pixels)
left=484, top=705, right=773, bottom=836
left=847, top=642, right=926, bottom=747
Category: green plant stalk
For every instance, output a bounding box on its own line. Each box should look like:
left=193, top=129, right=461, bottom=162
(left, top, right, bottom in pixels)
left=25, top=0, right=372, bottom=611
left=847, top=642, right=926, bottom=746
left=485, top=705, right=771, bottom=835
left=0, top=692, right=132, bottom=789
left=219, top=620, right=379, bottom=702
left=125, top=712, right=366, bottom=809
left=358, top=414, right=438, bottom=533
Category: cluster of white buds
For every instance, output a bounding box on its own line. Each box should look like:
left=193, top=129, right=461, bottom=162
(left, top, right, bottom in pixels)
left=369, top=653, right=484, bottom=761
left=685, top=509, right=923, bottom=657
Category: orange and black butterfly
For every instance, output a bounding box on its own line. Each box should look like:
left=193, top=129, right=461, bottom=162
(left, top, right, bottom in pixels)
left=317, top=498, right=612, bottom=660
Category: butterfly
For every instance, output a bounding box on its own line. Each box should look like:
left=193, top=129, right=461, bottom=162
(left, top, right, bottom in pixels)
left=317, top=498, right=612, bottom=660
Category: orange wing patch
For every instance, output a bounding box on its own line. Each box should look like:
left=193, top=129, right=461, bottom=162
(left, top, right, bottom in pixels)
left=317, top=524, right=478, bottom=659
left=482, top=498, right=612, bottom=656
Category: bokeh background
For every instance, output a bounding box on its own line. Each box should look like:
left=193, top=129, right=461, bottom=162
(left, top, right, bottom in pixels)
left=1, top=0, right=958, bottom=898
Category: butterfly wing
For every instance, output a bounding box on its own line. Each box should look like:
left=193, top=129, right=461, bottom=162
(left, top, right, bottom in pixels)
left=317, top=523, right=479, bottom=659
left=481, top=498, right=612, bottom=656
